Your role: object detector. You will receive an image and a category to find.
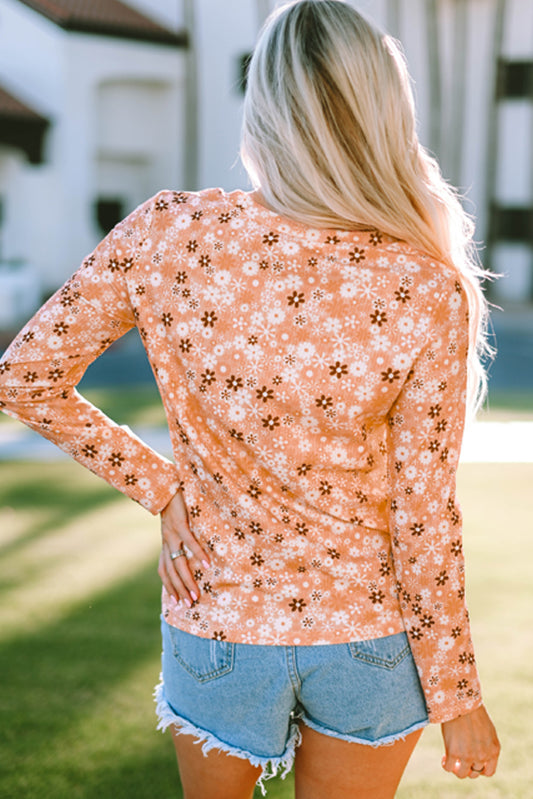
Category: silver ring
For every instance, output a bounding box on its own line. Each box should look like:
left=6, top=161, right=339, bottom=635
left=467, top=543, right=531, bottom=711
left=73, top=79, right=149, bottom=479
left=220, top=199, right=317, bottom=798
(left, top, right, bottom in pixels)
left=170, top=547, right=186, bottom=560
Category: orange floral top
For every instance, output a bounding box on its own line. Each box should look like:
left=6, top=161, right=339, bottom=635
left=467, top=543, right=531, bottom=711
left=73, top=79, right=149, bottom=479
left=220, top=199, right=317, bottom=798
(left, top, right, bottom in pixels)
left=0, top=188, right=482, bottom=722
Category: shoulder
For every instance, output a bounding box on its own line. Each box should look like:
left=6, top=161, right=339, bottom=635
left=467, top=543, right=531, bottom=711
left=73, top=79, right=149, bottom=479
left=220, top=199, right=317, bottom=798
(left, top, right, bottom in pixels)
left=140, top=188, right=252, bottom=240
left=148, top=187, right=243, bottom=218
left=373, top=238, right=466, bottom=308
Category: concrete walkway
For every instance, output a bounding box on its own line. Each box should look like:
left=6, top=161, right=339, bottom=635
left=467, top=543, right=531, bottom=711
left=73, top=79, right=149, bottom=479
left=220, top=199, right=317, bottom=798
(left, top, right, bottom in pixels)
left=460, top=420, right=533, bottom=463
left=1, top=420, right=532, bottom=463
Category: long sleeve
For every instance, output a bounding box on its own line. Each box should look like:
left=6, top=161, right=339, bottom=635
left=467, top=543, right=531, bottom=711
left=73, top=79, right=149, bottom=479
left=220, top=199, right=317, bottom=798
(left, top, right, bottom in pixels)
left=0, top=197, right=180, bottom=515
left=387, top=276, right=482, bottom=723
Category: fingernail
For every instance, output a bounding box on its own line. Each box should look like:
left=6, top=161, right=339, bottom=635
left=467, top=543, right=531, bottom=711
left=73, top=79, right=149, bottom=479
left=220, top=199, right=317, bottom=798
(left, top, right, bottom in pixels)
left=169, top=594, right=178, bottom=606
left=190, top=591, right=198, bottom=602
left=202, top=560, right=210, bottom=569
left=184, top=598, right=192, bottom=608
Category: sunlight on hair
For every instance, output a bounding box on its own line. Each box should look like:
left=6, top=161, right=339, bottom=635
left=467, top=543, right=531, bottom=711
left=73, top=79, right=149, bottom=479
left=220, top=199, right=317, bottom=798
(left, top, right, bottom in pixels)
left=241, top=0, right=494, bottom=414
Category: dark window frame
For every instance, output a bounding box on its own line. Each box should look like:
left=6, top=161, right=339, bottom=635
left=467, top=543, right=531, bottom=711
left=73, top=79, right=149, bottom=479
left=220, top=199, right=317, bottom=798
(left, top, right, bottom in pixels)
left=237, top=52, right=253, bottom=94
left=94, top=197, right=126, bottom=236
left=496, top=60, right=533, bottom=100
left=489, top=204, right=533, bottom=245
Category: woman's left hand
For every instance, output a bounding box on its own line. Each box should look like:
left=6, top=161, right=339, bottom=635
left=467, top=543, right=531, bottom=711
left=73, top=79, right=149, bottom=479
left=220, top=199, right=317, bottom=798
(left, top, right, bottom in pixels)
left=158, top=491, right=211, bottom=608
left=441, top=704, right=500, bottom=779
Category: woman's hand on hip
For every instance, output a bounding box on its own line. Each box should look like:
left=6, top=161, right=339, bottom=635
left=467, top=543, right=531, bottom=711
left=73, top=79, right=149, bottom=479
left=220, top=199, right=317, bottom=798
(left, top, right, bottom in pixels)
left=441, top=704, right=500, bottom=779
left=158, top=491, right=211, bottom=608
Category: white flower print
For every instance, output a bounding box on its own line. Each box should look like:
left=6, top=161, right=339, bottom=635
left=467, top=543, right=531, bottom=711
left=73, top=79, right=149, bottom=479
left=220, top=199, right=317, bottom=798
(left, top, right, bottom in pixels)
left=303, top=229, right=321, bottom=245
left=173, top=214, right=192, bottom=230
left=340, top=283, right=358, bottom=299
left=214, top=270, right=232, bottom=286
left=449, top=292, right=462, bottom=310
left=355, top=385, right=374, bottom=402
left=331, top=610, right=349, bottom=626
left=285, top=274, right=303, bottom=289
left=328, top=445, right=348, bottom=465
left=268, top=307, right=286, bottom=325
left=393, top=353, right=411, bottom=370
left=274, top=616, right=294, bottom=633
left=243, top=260, right=259, bottom=276
left=227, top=240, right=241, bottom=255
left=0, top=188, right=480, bottom=725
left=349, top=360, right=368, bottom=378
left=323, top=317, right=342, bottom=334
left=282, top=240, right=301, bottom=256
left=397, top=316, right=415, bottom=334
left=250, top=311, right=264, bottom=326
left=296, top=342, right=316, bottom=363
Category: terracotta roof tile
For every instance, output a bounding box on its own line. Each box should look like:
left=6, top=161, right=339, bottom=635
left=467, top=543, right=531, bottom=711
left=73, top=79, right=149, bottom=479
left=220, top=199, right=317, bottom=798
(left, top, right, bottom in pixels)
left=0, top=83, right=48, bottom=121
left=17, top=0, right=187, bottom=46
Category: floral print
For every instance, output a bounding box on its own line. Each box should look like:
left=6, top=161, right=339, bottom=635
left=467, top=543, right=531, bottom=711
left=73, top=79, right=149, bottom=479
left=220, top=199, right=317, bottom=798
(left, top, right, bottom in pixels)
left=0, top=188, right=481, bottom=723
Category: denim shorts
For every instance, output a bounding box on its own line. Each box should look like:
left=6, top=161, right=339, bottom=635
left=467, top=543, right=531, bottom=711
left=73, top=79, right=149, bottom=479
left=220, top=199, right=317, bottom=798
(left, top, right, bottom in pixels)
left=155, top=619, right=428, bottom=794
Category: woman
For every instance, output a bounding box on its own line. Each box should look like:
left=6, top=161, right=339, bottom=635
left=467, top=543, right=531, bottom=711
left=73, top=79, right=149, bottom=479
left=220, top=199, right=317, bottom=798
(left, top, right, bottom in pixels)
left=0, top=1, right=500, bottom=797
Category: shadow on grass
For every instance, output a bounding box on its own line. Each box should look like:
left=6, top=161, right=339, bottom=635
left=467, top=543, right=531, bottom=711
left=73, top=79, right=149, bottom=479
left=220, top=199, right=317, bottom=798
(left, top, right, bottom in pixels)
left=6, top=743, right=181, bottom=799
left=0, top=462, right=119, bottom=558
left=0, top=555, right=295, bottom=799
left=0, top=561, right=181, bottom=799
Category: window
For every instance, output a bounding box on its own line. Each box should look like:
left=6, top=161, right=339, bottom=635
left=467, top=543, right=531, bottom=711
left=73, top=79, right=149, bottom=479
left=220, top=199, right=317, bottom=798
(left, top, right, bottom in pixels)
left=496, top=60, right=533, bottom=100
left=237, top=52, right=253, bottom=94
left=94, top=197, right=125, bottom=236
left=0, top=195, right=4, bottom=261
left=490, top=204, right=533, bottom=244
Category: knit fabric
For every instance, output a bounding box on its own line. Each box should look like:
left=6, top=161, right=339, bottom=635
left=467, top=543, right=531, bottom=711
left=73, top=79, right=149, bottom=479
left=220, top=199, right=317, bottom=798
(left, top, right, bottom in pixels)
left=0, top=188, right=482, bottom=722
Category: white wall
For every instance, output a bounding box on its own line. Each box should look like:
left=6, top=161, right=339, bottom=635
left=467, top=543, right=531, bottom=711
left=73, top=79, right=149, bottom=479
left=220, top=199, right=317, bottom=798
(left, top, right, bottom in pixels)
left=122, top=0, right=185, bottom=31
left=0, top=0, right=66, bottom=294
left=59, top=33, right=185, bottom=277
left=193, top=0, right=258, bottom=191
left=0, top=148, right=43, bottom=328
left=0, top=148, right=26, bottom=263
left=0, top=0, right=65, bottom=115
left=0, top=0, right=186, bottom=291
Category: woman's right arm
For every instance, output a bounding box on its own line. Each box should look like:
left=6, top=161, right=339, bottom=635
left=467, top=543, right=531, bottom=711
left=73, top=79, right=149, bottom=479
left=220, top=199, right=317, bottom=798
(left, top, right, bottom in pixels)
left=0, top=197, right=180, bottom=515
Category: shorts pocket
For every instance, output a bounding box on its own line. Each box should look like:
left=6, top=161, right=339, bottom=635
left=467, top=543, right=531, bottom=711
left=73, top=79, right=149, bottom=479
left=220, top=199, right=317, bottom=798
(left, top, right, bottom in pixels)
left=348, top=631, right=410, bottom=670
left=166, top=623, right=235, bottom=683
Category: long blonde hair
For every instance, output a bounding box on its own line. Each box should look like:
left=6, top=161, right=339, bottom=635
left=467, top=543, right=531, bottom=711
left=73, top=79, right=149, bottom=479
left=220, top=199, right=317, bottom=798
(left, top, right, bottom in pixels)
left=241, top=0, right=492, bottom=413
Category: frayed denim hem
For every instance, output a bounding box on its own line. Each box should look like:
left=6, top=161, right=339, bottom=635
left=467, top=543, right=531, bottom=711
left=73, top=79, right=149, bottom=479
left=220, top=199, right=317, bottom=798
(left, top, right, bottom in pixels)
left=153, top=677, right=301, bottom=795
left=297, top=712, right=428, bottom=748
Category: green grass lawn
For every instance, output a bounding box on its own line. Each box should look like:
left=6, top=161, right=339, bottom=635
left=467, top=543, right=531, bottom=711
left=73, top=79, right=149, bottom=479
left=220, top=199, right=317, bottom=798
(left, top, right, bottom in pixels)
left=1, top=459, right=532, bottom=798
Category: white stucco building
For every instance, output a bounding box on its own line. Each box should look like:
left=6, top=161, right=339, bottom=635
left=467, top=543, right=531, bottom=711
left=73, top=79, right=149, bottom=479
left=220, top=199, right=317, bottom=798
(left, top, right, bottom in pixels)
left=0, top=0, right=532, bottom=329
left=0, top=0, right=187, bottom=326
